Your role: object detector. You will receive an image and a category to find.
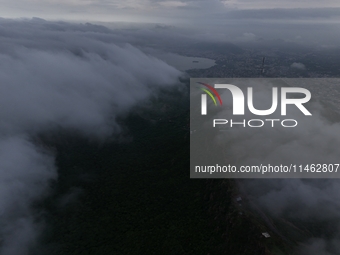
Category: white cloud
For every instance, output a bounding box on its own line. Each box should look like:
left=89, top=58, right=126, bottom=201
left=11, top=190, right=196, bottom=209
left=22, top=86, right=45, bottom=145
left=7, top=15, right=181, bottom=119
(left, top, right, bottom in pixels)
left=211, top=80, right=340, bottom=255
left=243, top=32, right=256, bottom=40
left=158, top=1, right=187, bottom=7
left=0, top=19, right=181, bottom=254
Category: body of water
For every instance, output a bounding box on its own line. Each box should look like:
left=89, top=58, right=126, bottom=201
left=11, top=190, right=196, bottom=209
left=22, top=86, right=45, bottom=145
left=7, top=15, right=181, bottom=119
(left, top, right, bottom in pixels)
left=154, top=52, right=216, bottom=71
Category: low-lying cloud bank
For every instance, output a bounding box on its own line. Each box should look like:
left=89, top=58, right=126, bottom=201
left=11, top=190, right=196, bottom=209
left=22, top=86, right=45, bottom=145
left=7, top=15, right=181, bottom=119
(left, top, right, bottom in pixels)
left=212, top=80, right=340, bottom=254
left=0, top=18, right=181, bottom=255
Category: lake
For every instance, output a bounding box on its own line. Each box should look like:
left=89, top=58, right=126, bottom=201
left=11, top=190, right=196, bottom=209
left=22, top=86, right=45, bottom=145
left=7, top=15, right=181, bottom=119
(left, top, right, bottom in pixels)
left=154, top=52, right=216, bottom=71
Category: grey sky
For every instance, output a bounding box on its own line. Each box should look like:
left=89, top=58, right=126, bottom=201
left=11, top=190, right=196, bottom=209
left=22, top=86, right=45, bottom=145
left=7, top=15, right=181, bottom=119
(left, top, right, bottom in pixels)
left=1, top=0, right=340, bottom=22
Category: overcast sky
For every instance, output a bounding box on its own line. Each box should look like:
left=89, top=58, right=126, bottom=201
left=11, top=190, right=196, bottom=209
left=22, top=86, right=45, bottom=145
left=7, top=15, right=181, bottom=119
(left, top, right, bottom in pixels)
left=1, top=0, right=340, bottom=23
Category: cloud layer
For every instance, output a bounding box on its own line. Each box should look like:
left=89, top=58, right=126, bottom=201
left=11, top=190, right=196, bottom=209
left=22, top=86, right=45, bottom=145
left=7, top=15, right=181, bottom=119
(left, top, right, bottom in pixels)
left=2, top=0, right=340, bottom=23
left=211, top=80, right=340, bottom=254
left=0, top=18, right=181, bottom=255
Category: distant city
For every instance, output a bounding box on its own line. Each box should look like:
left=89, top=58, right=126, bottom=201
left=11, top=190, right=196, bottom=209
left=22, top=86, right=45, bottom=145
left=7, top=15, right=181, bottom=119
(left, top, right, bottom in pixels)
left=171, top=45, right=340, bottom=78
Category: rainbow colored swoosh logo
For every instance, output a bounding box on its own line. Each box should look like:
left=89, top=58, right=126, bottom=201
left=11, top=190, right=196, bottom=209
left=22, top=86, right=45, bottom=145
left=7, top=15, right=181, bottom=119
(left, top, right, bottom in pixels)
left=197, top=82, right=223, bottom=106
